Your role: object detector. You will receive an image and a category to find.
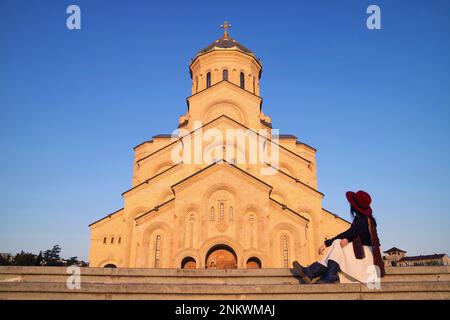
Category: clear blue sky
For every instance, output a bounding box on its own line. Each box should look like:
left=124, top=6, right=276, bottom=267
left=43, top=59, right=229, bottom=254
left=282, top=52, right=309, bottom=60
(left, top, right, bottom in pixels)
left=1, top=0, right=449, bottom=261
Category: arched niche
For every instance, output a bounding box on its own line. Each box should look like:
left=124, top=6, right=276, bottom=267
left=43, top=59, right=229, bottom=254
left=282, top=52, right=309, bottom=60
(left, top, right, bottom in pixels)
left=203, top=185, right=237, bottom=222
left=138, top=222, right=173, bottom=268
left=204, top=102, right=245, bottom=124
left=270, top=222, right=305, bottom=268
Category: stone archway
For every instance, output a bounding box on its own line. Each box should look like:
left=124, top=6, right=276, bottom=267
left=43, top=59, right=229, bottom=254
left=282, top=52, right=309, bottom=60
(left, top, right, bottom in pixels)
left=205, top=244, right=237, bottom=269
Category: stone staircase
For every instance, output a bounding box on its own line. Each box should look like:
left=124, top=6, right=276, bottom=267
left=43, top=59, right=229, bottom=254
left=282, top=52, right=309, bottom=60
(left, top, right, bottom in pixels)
left=0, top=266, right=449, bottom=299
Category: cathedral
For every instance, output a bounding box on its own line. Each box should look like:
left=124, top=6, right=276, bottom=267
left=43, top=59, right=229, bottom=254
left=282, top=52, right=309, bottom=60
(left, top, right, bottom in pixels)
left=89, top=23, right=349, bottom=269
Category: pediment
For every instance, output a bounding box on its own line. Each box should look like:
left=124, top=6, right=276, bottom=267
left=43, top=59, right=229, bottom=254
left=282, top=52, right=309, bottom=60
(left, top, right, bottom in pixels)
left=171, top=160, right=272, bottom=196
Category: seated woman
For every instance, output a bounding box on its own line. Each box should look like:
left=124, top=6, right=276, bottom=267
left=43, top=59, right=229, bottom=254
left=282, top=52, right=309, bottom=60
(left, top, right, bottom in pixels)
left=293, top=190, right=385, bottom=284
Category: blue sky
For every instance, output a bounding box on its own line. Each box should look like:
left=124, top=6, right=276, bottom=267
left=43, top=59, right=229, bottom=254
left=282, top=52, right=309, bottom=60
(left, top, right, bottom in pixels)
left=0, top=0, right=449, bottom=261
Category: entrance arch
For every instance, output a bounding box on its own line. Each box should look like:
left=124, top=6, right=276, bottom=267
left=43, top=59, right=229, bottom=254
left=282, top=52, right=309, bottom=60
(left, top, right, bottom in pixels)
left=205, top=244, right=237, bottom=269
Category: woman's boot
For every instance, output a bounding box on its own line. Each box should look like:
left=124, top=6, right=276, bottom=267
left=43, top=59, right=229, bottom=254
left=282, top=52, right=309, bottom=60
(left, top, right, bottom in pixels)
left=316, top=260, right=341, bottom=284
left=292, top=261, right=327, bottom=284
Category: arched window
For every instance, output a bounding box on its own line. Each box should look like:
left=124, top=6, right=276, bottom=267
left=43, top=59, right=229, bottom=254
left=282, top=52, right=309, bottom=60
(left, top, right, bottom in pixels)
left=229, top=207, right=233, bottom=221
left=103, top=264, right=117, bottom=268
left=246, top=257, right=262, bottom=268
left=223, top=69, right=228, bottom=81
left=281, top=234, right=289, bottom=268
left=219, top=203, right=224, bottom=220
left=154, top=235, right=161, bottom=268
left=240, top=72, right=245, bottom=89
left=118, top=237, right=122, bottom=244
left=103, top=237, right=107, bottom=244
left=206, top=72, right=211, bottom=88
left=210, top=207, right=215, bottom=221
left=110, top=237, right=114, bottom=244
left=181, top=257, right=196, bottom=269
left=253, top=77, right=256, bottom=94
left=195, top=76, right=198, bottom=93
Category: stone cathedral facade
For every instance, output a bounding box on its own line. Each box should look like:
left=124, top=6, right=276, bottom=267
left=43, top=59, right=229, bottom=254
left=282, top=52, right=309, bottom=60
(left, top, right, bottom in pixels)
left=89, top=25, right=349, bottom=269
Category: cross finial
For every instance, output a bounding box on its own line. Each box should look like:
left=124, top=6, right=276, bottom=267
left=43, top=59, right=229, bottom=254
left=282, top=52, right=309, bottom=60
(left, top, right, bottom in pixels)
left=220, top=21, right=232, bottom=37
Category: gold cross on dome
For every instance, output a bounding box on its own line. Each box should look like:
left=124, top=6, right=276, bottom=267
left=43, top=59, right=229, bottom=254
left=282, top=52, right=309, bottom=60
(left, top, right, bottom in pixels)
left=220, top=21, right=232, bottom=36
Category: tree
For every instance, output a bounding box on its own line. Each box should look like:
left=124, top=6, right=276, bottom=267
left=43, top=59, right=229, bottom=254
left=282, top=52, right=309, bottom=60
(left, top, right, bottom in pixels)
left=79, top=260, right=88, bottom=267
left=42, top=245, right=63, bottom=266
left=0, top=253, right=12, bottom=266
left=65, top=256, right=79, bottom=266
left=13, top=251, right=37, bottom=266
left=35, top=251, right=43, bottom=266
left=5, top=245, right=87, bottom=267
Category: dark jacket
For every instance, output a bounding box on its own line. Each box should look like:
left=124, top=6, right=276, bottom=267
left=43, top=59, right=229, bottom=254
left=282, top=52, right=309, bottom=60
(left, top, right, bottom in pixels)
left=324, top=214, right=372, bottom=247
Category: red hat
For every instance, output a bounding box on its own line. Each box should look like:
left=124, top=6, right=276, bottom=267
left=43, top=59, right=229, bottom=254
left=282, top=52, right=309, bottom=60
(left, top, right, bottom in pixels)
left=346, top=190, right=372, bottom=216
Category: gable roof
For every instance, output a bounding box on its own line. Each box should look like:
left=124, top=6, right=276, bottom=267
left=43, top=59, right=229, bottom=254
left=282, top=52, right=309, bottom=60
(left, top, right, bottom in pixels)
left=264, top=162, right=323, bottom=197
left=270, top=197, right=310, bottom=223
left=89, top=208, right=123, bottom=227
left=170, top=159, right=273, bottom=194
left=322, top=208, right=351, bottom=225
left=186, top=79, right=263, bottom=108
left=121, top=162, right=182, bottom=196
left=384, top=247, right=407, bottom=254
left=134, top=198, right=175, bottom=222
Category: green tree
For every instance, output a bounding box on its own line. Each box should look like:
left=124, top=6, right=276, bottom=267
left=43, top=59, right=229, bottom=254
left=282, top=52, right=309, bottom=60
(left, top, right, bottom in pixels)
left=35, top=251, right=43, bottom=266
left=42, top=245, right=63, bottom=266
left=79, top=260, right=88, bottom=267
left=13, top=251, right=37, bottom=266
left=65, top=256, right=79, bottom=266
left=0, top=253, right=12, bottom=266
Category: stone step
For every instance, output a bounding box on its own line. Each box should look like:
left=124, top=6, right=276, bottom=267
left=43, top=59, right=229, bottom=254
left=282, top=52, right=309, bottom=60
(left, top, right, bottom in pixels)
left=1, top=266, right=449, bottom=300
left=0, top=281, right=449, bottom=300
left=0, top=266, right=449, bottom=285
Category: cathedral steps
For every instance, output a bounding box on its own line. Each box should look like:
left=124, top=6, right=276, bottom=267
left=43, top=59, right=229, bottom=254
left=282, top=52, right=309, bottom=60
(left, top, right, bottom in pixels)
left=0, top=266, right=449, bottom=284
left=0, top=266, right=449, bottom=299
left=0, top=281, right=449, bottom=300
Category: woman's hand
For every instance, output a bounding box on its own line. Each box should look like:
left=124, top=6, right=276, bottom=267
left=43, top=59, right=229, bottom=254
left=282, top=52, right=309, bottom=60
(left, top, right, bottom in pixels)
left=340, top=239, right=349, bottom=248
left=318, top=243, right=326, bottom=255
